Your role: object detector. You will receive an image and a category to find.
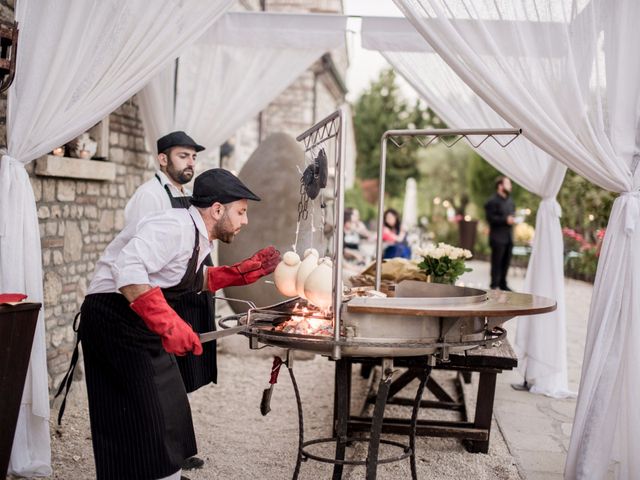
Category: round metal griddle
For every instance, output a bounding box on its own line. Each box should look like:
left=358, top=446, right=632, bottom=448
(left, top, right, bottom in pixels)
left=218, top=281, right=556, bottom=358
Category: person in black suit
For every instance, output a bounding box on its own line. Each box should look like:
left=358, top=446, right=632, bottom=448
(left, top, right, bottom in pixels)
left=484, top=176, right=515, bottom=290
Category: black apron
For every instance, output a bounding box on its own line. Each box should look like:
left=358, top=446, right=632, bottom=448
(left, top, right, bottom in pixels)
left=157, top=174, right=217, bottom=391
left=76, top=219, right=204, bottom=480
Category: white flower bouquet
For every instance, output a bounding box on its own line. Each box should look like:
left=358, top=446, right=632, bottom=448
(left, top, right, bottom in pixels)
left=415, top=242, right=473, bottom=284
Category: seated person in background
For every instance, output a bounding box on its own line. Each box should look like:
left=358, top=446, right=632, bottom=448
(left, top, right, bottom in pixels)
left=382, top=208, right=411, bottom=259
left=343, top=207, right=370, bottom=264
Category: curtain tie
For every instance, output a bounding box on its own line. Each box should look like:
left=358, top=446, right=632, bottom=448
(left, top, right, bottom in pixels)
left=0, top=154, right=24, bottom=236
left=620, top=190, right=640, bottom=235
left=540, top=197, right=562, bottom=218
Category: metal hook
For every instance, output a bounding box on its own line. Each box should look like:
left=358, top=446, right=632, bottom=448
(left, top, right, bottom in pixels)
left=441, top=135, right=464, bottom=148
left=492, top=134, right=520, bottom=148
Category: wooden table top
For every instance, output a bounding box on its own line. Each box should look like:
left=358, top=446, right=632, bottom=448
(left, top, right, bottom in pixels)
left=345, top=289, right=556, bottom=318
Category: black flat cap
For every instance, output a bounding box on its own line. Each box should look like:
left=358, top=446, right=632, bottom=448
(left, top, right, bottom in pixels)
left=190, top=168, right=261, bottom=207
left=157, top=131, right=205, bottom=154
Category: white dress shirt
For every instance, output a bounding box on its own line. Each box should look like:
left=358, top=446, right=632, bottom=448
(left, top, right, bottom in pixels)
left=124, top=170, right=191, bottom=227
left=88, top=206, right=212, bottom=295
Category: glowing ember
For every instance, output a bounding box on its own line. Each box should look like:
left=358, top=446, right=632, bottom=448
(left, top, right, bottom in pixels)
left=274, top=303, right=333, bottom=336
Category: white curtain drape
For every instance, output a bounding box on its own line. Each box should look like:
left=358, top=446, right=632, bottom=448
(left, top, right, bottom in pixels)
left=1, top=0, right=233, bottom=475
left=138, top=12, right=348, bottom=156
left=362, top=16, right=570, bottom=397
left=393, top=1, right=640, bottom=478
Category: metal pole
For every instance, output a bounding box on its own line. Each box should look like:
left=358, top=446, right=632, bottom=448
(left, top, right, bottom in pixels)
left=375, top=135, right=388, bottom=292
left=382, top=127, right=521, bottom=137
left=332, top=107, right=347, bottom=360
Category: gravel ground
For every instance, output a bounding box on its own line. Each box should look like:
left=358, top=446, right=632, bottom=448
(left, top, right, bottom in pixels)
left=39, top=332, right=521, bottom=480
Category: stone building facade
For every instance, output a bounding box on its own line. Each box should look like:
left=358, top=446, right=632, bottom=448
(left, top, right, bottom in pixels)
left=27, top=101, right=152, bottom=390
left=0, top=1, right=348, bottom=392
left=232, top=0, right=349, bottom=170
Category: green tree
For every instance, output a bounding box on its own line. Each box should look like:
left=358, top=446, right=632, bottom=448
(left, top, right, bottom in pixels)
left=557, top=169, right=615, bottom=239
left=417, top=143, right=471, bottom=218
left=353, top=69, right=445, bottom=198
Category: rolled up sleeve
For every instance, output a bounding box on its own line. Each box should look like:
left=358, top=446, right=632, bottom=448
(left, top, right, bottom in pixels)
left=112, top=216, right=186, bottom=290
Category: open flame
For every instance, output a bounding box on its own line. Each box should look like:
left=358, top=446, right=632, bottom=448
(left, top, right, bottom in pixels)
left=274, top=302, right=333, bottom=336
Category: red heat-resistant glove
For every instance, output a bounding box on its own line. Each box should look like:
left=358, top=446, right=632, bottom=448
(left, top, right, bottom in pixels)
left=207, top=246, right=281, bottom=292
left=130, top=287, right=203, bottom=356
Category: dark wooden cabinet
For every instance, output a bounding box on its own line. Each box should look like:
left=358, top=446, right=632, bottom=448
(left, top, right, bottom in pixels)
left=0, top=302, right=41, bottom=478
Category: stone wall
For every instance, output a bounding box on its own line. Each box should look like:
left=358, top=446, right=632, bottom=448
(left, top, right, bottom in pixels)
left=4, top=0, right=348, bottom=394
left=30, top=99, right=152, bottom=390
left=0, top=0, right=13, bottom=141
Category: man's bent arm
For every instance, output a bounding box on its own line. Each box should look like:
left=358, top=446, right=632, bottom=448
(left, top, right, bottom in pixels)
left=120, top=284, right=153, bottom=302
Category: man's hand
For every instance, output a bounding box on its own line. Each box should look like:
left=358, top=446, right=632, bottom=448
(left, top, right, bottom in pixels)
left=205, top=246, right=281, bottom=292
left=236, top=246, right=280, bottom=283
left=507, top=215, right=515, bottom=225
left=129, top=286, right=202, bottom=356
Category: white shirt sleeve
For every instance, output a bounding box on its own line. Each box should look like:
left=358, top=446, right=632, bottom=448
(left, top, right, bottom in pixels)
left=124, top=181, right=170, bottom=227
left=112, top=215, right=188, bottom=290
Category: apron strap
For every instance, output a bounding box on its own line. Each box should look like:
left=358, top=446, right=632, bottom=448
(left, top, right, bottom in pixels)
left=156, top=173, right=191, bottom=209
left=54, top=311, right=82, bottom=425
left=162, top=218, right=200, bottom=302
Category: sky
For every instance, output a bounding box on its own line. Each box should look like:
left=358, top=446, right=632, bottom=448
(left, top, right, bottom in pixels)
left=343, top=0, right=418, bottom=103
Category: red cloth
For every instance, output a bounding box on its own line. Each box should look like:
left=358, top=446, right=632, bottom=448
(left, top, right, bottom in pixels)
left=381, top=227, right=395, bottom=243
left=0, top=293, right=27, bottom=304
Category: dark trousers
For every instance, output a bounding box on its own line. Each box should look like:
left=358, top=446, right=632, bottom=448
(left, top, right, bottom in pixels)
left=490, top=242, right=512, bottom=289
left=80, top=294, right=196, bottom=480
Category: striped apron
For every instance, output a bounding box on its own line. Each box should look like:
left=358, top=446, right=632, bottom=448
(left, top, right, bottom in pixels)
left=158, top=174, right=217, bottom=392
left=78, top=220, right=204, bottom=480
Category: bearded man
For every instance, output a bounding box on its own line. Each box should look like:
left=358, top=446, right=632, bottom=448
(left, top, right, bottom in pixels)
left=484, top=175, right=516, bottom=291
left=124, top=131, right=200, bottom=225
left=69, top=168, right=279, bottom=480
left=124, top=131, right=213, bottom=473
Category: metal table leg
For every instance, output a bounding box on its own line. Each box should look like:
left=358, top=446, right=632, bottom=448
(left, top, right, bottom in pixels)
left=290, top=356, right=424, bottom=480
left=289, top=357, right=305, bottom=480
left=332, top=359, right=352, bottom=480
left=365, top=359, right=394, bottom=480
left=409, top=366, right=432, bottom=480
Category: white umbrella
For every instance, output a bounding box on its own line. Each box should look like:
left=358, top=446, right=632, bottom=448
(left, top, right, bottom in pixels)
left=401, top=177, right=418, bottom=231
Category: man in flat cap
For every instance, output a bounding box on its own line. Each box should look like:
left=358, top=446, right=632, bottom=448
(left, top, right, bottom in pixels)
left=125, top=130, right=204, bottom=225
left=67, top=168, right=279, bottom=480
left=123, top=131, right=211, bottom=472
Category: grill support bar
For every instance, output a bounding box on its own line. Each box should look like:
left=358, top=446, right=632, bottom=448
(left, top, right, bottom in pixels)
left=290, top=356, right=432, bottom=480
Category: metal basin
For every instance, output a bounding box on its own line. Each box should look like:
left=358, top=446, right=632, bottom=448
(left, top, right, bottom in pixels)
left=339, top=281, right=491, bottom=356
left=230, top=281, right=505, bottom=358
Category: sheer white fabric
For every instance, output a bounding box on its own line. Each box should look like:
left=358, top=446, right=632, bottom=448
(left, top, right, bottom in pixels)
left=362, top=16, right=570, bottom=397
left=393, top=1, right=640, bottom=478
left=138, top=12, right=347, bottom=156
left=1, top=0, right=233, bottom=475
left=137, top=64, right=176, bottom=156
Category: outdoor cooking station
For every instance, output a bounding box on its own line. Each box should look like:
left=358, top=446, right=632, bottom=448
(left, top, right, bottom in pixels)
left=213, top=109, right=556, bottom=480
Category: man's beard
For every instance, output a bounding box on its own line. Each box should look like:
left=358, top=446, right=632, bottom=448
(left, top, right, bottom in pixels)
left=214, top=211, right=237, bottom=243
left=166, top=159, right=194, bottom=185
